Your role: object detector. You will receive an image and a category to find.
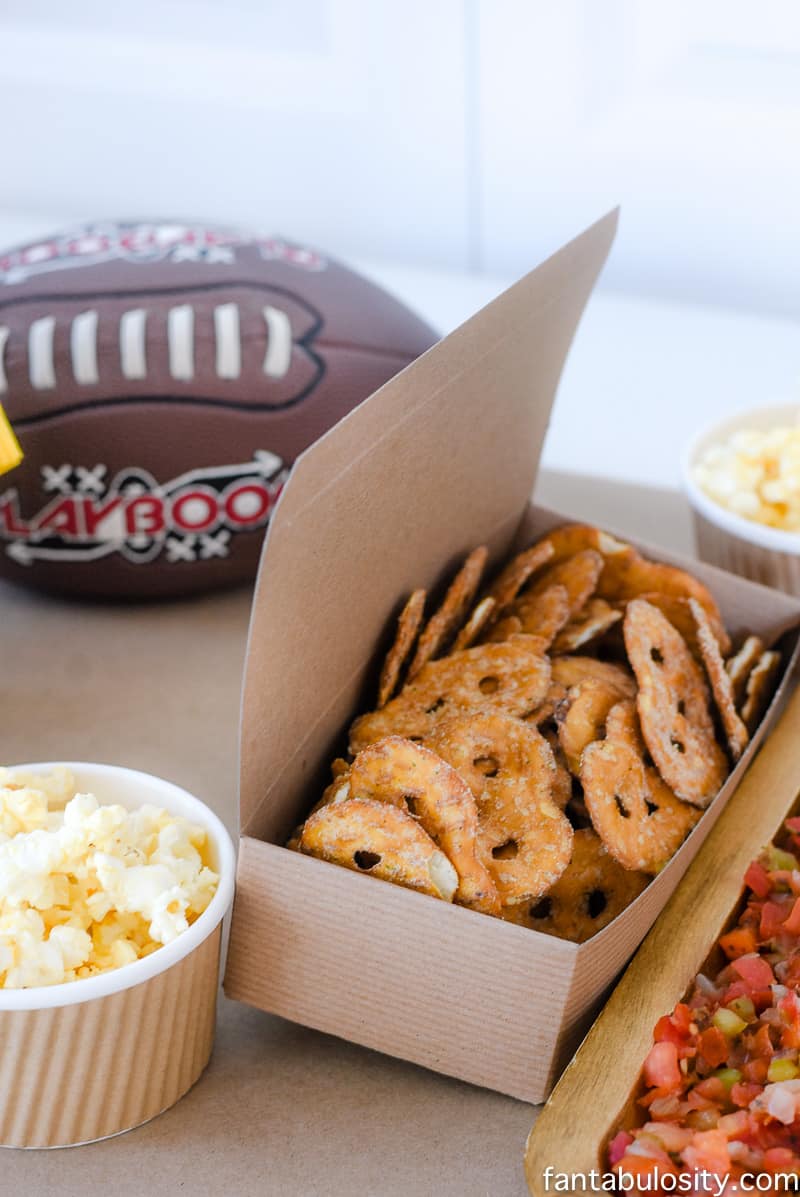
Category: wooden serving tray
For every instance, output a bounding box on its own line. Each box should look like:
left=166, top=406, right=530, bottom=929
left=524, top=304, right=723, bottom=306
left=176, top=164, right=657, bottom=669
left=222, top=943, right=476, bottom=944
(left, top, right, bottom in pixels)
left=525, top=678, right=800, bottom=1194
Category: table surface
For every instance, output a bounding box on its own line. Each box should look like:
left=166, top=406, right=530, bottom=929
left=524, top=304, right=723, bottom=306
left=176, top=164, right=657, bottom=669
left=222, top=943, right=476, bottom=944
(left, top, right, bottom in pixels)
left=0, top=472, right=692, bottom=1197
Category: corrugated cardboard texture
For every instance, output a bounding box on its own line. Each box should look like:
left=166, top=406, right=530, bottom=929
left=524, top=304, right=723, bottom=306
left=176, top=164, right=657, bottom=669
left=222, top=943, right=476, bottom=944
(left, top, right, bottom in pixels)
left=239, top=210, right=619, bottom=843
left=0, top=927, right=220, bottom=1148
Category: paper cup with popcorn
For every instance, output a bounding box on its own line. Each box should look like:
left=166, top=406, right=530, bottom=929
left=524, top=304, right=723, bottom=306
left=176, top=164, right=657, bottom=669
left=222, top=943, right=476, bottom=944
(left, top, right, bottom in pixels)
left=683, top=403, right=800, bottom=595
left=0, top=762, right=235, bottom=1148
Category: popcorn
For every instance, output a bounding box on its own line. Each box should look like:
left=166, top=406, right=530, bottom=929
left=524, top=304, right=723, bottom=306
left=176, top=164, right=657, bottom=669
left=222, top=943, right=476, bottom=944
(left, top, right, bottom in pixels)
left=694, top=421, right=800, bottom=532
left=0, top=770, right=219, bottom=988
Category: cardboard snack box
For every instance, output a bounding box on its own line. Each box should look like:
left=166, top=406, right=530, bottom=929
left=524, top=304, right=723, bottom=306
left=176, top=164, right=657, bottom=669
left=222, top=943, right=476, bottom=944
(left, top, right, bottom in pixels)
left=224, top=211, right=800, bottom=1103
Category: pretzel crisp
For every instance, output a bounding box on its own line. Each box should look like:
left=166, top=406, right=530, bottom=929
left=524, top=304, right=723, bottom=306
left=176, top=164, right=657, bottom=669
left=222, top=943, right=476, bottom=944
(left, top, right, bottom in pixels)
left=528, top=549, right=604, bottom=619
left=407, top=547, right=488, bottom=679
left=624, top=598, right=728, bottom=807
left=377, top=589, right=426, bottom=708
left=350, top=638, right=551, bottom=753
left=426, top=712, right=573, bottom=903
left=343, top=737, right=499, bottom=914
left=300, top=798, right=459, bottom=901
left=452, top=595, right=497, bottom=652
left=500, top=829, right=649, bottom=942
left=489, top=584, right=571, bottom=648
left=689, top=598, right=749, bottom=762
left=551, top=598, right=622, bottom=655
left=726, top=635, right=765, bottom=707
left=741, top=650, right=781, bottom=733
left=556, top=677, right=628, bottom=775
left=581, top=699, right=700, bottom=872
left=636, top=591, right=732, bottom=659
left=550, top=655, right=637, bottom=699
left=483, top=540, right=555, bottom=617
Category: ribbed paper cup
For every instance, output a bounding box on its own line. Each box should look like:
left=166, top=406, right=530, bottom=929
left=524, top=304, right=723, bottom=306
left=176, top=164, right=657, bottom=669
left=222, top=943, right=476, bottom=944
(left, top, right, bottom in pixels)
left=0, top=763, right=235, bottom=1149
left=683, top=404, right=800, bottom=595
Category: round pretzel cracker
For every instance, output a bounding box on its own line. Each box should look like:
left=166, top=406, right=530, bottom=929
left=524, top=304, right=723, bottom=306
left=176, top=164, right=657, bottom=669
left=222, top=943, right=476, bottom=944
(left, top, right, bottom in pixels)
left=531, top=524, right=637, bottom=595
left=406, top=546, right=488, bottom=679
left=623, top=599, right=728, bottom=807
left=484, top=540, right=555, bottom=616
left=551, top=598, right=622, bottom=655
left=550, top=655, right=637, bottom=699
left=528, top=549, right=603, bottom=619
left=499, top=828, right=649, bottom=942
left=580, top=700, right=700, bottom=873
left=344, top=737, right=498, bottom=913
left=633, top=592, right=731, bottom=661
left=349, top=638, right=551, bottom=753
left=452, top=595, right=497, bottom=652
left=377, top=588, right=426, bottom=708
left=426, top=712, right=573, bottom=902
left=741, top=649, right=781, bottom=733
left=598, top=553, right=726, bottom=638
left=688, top=597, right=749, bottom=762
left=556, top=677, right=625, bottom=776
left=505, top=584, right=571, bottom=648
left=300, top=797, right=459, bottom=901
left=726, top=635, right=765, bottom=707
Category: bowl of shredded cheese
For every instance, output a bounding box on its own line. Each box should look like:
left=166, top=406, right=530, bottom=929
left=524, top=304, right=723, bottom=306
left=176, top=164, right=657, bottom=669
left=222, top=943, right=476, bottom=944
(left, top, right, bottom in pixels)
left=0, top=762, right=235, bottom=1148
left=683, top=404, right=800, bottom=594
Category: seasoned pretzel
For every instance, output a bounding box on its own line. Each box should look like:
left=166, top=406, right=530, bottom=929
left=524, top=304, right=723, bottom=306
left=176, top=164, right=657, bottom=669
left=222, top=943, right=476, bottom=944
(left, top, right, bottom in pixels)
left=377, top=589, right=426, bottom=708
left=407, top=546, right=488, bottom=679
left=483, top=540, right=555, bottom=617
left=551, top=598, right=622, bottom=655
left=426, top=712, right=573, bottom=902
left=741, top=650, right=781, bottom=733
left=726, top=635, right=765, bottom=706
left=635, top=591, right=732, bottom=659
left=689, top=597, right=749, bottom=762
left=350, top=638, right=551, bottom=753
left=500, top=828, right=649, bottom=942
left=623, top=598, right=728, bottom=807
left=556, top=678, right=626, bottom=775
left=344, top=737, right=498, bottom=913
left=550, top=655, right=637, bottom=699
left=452, top=595, right=497, bottom=652
left=528, top=550, right=604, bottom=619
left=300, top=798, right=459, bottom=900
left=580, top=699, right=700, bottom=872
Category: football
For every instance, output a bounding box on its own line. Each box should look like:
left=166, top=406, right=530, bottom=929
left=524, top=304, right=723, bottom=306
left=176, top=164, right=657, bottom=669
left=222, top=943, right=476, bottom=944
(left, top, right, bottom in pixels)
left=0, top=220, right=438, bottom=598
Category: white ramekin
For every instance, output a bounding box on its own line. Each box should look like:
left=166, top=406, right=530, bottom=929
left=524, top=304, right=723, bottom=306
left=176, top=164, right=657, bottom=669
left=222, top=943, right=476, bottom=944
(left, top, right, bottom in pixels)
left=0, top=762, right=235, bottom=1148
left=682, top=403, right=800, bottom=595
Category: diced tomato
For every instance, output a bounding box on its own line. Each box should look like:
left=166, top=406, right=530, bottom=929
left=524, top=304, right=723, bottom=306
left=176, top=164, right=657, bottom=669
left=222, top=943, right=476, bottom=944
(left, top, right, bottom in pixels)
left=731, top=1081, right=763, bottom=1108
left=764, top=1146, right=800, bottom=1173
left=742, top=1057, right=770, bottom=1085
left=732, top=954, right=775, bottom=990
left=760, top=902, right=790, bottom=941
left=721, top=925, right=760, bottom=958
left=784, top=898, right=800, bottom=937
left=644, top=1041, right=682, bottom=1092
left=748, top=1023, right=775, bottom=1060
left=607, top=1131, right=633, bottom=1166
left=785, top=818, right=800, bottom=835
left=690, top=1077, right=727, bottom=1106
left=699, top=1026, right=730, bottom=1069
left=745, top=860, right=773, bottom=899
left=654, top=1004, right=694, bottom=1048
left=682, top=1128, right=732, bottom=1174
left=616, top=1155, right=676, bottom=1181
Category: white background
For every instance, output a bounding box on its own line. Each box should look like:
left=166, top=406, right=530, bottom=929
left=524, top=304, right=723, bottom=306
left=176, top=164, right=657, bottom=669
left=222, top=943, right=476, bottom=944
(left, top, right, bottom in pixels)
left=2, top=1, right=800, bottom=486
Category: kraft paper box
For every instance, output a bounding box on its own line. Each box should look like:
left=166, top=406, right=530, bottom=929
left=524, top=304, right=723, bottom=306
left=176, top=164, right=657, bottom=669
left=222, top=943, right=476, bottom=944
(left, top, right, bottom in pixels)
left=223, top=211, right=800, bottom=1103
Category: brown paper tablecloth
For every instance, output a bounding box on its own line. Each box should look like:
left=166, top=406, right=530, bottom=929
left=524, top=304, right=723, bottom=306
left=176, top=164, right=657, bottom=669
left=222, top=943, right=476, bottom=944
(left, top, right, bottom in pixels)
left=0, top=473, right=692, bottom=1196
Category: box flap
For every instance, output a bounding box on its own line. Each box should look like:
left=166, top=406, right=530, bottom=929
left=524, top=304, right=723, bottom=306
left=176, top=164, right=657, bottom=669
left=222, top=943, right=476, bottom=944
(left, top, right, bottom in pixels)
left=240, top=211, right=618, bottom=838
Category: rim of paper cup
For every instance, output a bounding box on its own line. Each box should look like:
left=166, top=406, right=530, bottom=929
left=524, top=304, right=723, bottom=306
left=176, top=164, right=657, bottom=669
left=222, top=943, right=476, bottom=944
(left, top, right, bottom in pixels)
left=0, top=762, right=235, bottom=1010
left=682, top=402, right=800, bottom=555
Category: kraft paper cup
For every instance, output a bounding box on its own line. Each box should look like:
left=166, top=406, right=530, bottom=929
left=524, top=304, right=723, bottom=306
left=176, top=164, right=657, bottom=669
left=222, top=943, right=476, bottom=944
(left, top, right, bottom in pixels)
left=0, top=762, right=235, bottom=1149
left=682, top=404, right=800, bottom=595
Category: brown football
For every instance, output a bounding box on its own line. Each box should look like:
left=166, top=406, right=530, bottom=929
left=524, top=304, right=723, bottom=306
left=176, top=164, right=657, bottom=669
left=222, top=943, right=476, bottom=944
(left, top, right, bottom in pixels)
left=0, top=220, right=437, bottom=598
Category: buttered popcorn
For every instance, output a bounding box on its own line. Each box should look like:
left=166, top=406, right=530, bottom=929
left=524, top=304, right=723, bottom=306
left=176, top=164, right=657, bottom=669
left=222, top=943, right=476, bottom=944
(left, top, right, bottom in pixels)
left=0, top=767, right=218, bottom=988
left=694, top=422, right=800, bottom=532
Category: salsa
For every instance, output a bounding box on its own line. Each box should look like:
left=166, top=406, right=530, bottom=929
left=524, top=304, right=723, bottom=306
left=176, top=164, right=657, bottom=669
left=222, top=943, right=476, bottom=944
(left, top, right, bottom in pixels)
left=609, top=819, right=800, bottom=1187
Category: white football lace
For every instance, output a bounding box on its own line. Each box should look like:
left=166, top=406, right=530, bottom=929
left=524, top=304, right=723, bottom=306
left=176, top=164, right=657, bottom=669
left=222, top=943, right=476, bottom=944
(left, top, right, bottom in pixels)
left=2, top=301, right=293, bottom=392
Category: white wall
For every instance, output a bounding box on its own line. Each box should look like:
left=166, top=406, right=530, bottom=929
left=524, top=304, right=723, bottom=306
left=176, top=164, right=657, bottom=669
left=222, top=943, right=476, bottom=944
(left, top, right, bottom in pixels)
left=1, top=0, right=799, bottom=315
